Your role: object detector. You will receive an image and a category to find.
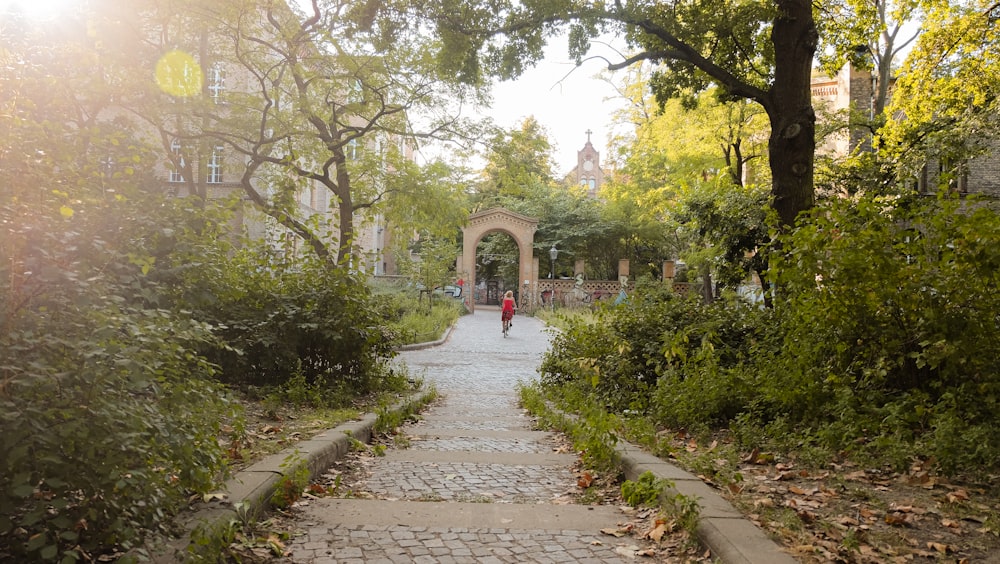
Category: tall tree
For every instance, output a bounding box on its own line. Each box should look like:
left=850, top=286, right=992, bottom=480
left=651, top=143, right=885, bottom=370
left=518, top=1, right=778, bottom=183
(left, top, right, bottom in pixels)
left=881, top=0, right=1000, bottom=181
left=477, top=116, right=557, bottom=206
left=818, top=0, right=924, bottom=120
left=131, top=0, right=481, bottom=265
left=608, top=80, right=771, bottom=299
left=383, top=0, right=820, bottom=229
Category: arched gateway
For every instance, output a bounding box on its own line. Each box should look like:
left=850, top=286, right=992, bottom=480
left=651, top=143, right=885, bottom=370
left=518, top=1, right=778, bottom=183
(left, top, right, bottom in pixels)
left=459, top=208, right=538, bottom=313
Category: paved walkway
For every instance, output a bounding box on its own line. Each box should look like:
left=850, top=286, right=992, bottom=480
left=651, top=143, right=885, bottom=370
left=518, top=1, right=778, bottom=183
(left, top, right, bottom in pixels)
left=280, top=309, right=672, bottom=563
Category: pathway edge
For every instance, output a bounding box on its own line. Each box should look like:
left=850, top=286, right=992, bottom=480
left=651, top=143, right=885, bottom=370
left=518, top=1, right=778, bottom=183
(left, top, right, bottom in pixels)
left=146, top=394, right=428, bottom=563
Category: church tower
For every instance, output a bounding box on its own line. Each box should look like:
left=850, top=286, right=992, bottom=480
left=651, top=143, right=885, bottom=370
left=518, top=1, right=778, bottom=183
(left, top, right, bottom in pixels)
left=575, top=130, right=603, bottom=198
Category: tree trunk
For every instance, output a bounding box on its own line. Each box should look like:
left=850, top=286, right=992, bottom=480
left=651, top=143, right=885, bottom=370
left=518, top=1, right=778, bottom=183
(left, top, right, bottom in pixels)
left=332, top=145, right=355, bottom=266
left=766, top=0, right=818, bottom=230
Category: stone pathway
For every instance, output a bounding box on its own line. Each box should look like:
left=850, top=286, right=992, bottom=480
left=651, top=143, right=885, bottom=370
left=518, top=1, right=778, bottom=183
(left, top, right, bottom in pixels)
left=279, top=309, right=675, bottom=563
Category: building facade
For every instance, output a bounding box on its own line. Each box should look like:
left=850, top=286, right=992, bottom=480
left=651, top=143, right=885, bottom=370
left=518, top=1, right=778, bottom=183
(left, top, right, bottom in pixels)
left=573, top=130, right=604, bottom=198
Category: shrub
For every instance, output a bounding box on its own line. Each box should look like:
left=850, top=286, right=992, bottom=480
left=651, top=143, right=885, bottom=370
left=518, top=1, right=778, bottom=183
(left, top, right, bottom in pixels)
left=540, top=280, right=763, bottom=420
left=757, top=192, right=1000, bottom=471
left=540, top=192, right=1000, bottom=474
left=0, top=197, right=237, bottom=561
left=166, top=245, right=400, bottom=394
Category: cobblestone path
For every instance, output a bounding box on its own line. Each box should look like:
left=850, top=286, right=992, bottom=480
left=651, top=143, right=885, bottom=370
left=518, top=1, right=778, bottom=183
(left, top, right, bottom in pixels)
left=280, top=309, right=669, bottom=563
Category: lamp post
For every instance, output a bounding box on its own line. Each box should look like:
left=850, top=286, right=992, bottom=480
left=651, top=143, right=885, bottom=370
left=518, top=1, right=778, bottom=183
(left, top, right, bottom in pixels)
left=549, top=245, right=559, bottom=310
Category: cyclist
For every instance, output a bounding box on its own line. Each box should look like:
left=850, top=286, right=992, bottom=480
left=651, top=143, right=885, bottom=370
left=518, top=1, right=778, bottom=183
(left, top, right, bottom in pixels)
left=501, top=290, right=517, bottom=336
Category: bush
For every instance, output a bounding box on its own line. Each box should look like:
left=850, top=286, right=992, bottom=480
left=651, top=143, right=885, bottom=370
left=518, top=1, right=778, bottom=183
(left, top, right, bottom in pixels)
left=372, top=289, right=465, bottom=345
left=540, top=192, right=1000, bottom=474
left=0, top=197, right=237, bottom=561
left=761, top=192, right=1000, bottom=471
left=162, top=244, right=400, bottom=394
left=540, top=280, right=763, bottom=420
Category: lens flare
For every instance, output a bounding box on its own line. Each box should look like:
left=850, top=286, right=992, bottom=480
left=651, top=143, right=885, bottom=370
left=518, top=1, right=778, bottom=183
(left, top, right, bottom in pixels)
left=155, top=50, right=202, bottom=97
left=1, top=0, right=74, bottom=21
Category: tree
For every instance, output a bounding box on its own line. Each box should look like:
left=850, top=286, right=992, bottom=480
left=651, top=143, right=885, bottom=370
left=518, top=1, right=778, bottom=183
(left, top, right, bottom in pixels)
left=389, top=0, right=820, bottom=229
left=881, top=0, right=1000, bottom=182
left=818, top=0, right=924, bottom=120
left=471, top=118, right=613, bottom=282
left=474, top=116, right=557, bottom=208
left=132, top=0, right=479, bottom=265
left=603, top=74, right=770, bottom=297
left=0, top=3, right=161, bottom=206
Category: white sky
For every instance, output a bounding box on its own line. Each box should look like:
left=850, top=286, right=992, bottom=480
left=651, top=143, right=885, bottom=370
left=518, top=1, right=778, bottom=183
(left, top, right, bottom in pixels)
left=483, top=33, right=628, bottom=176
left=7, top=0, right=628, bottom=175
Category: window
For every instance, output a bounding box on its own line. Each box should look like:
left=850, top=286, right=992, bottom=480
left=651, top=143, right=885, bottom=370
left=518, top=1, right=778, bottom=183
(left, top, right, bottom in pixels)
left=207, top=145, right=224, bottom=183
left=208, top=63, right=225, bottom=103
left=169, top=139, right=185, bottom=183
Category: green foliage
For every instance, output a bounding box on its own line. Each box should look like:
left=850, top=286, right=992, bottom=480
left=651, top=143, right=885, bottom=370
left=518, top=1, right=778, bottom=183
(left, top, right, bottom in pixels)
left=540, top=192, right=1000, bottom=475
left=269, top=455, right=310, bottom=510
left=0, top=195, right=239, bottom=561
left=373, top=287, right=465, bottom=345
left=373, top=387, right=439, bottom=435
left=519, top=383, right=620, bottom=474
left=171, top=245, right=400, bottom=392
left=540, top=279, right=763, bottom=421
left=621, top=471, right=701, bottom=533
left=621, top=471, right=668, bottom=508
left=882, top=1, right=1000, bottom=181
left=672, top=181, right=771, bottom=292
left=265, top=364, right=339, bottom=409
left=395, top=233, right=460, bottom=312
left=763, top=192, right=1000, bottom=471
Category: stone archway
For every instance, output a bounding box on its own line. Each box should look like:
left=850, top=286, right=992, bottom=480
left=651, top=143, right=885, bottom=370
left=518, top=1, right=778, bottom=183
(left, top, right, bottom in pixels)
left=460, top=208, right=538, bottom=313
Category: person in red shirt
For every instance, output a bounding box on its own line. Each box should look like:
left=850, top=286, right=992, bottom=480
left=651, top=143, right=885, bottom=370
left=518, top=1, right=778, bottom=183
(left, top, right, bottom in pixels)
left=501, top=290, right=517, bottom=336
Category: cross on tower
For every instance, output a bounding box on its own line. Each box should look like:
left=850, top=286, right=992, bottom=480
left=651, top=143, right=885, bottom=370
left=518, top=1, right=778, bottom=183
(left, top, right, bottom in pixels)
left=585, top=129, right=592, bottom=143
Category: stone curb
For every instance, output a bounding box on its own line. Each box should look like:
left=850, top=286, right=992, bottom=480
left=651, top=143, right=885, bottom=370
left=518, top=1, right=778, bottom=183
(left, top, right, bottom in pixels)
left=395, top=321, right=456, bottom=351
left=544, top=406, right=796, bottom=564
left=615, top=443, right=799, bottom=564
left=150, top=396, right=426, bottom=562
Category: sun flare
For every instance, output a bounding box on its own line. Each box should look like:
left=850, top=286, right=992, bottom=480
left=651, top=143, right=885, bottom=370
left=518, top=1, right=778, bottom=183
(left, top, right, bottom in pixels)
left=1, top=0, right=77, bottom=21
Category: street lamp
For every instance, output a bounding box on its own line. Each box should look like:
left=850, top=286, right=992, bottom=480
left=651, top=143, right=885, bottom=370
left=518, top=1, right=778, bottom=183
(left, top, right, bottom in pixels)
left=549, top=245, right=559, bottom=310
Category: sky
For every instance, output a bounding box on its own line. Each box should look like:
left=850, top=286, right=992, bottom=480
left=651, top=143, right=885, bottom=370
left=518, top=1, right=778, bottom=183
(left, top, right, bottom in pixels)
left=482, top=34, right=629, bottom=176
left=5, top=0, right=629, bottom=175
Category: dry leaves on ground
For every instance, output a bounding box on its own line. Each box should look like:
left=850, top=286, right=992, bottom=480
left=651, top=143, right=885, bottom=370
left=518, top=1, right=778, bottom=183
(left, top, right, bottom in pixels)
left=667, top=432, right=1000, bottom=563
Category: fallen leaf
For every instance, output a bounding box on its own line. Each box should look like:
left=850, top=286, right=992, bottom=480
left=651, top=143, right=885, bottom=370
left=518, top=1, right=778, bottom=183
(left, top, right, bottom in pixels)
left=837, top=516, right=860, bottom=527
left=884, top=513, right=910, bottom=527
left=578, top=471, right=594, bottom=489
left=796, top=509, right=816, bottom=523
left=601, top=527, right=627, bottom=538
left=645, top=519, right=672, bottom=542
left=926, top=541, right=950, bottom=554
left=946, top=489, right=970, bottom=503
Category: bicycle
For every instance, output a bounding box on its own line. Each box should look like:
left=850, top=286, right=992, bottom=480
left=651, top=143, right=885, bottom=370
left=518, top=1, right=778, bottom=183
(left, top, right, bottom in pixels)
left=502, top=310, right=514, bottom=338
